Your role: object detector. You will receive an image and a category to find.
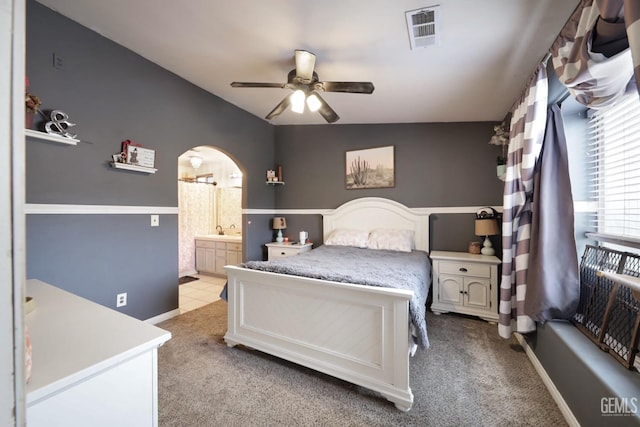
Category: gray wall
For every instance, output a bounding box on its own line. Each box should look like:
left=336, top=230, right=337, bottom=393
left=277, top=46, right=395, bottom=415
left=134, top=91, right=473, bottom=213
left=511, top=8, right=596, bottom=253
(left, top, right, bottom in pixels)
left=26, top=1, right=274, bottom=318
left=275, top=123, right=503, bottom=208
left=27, top=214, right=178, bottom=319
left=26, top=1, right=274, bottom=208
left=26, top=1, right=504, bottom=318
left=272, top=123, right=504, bottom=252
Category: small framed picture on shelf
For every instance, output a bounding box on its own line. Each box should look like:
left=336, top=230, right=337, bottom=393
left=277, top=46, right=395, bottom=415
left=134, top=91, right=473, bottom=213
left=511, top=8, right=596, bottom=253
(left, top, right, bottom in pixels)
left=127, top=145, right=155, bottom=168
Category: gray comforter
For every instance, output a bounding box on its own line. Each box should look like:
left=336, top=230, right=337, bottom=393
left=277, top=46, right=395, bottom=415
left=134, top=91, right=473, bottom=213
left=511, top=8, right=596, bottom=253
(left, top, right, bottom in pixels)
left=242, top=245, right=431, bottom=348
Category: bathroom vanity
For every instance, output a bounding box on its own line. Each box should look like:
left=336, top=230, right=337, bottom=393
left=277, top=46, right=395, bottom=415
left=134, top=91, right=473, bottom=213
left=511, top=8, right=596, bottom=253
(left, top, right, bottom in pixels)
left=195, top=235, right=242, bottom=276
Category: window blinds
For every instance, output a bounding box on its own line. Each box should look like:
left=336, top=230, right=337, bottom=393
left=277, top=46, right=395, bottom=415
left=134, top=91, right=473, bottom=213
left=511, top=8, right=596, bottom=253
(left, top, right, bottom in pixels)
left=588, top=94, right=640, bottom=241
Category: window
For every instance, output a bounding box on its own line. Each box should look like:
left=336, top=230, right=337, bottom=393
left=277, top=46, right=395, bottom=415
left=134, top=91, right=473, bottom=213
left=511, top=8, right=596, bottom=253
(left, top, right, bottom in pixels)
left=587, top=93, right=640, bottom=248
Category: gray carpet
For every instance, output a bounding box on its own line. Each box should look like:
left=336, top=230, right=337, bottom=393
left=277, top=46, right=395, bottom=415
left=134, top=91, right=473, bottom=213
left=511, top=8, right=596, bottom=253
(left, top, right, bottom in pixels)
left=158, top=301, right=567, bottom=427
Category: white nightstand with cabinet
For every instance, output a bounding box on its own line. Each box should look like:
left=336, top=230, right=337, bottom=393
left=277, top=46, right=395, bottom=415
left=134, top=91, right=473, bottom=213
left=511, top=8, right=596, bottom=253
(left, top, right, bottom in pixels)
left=266, top=242, right=312, bottom=260
left=430, top=251, right=501, bottom=322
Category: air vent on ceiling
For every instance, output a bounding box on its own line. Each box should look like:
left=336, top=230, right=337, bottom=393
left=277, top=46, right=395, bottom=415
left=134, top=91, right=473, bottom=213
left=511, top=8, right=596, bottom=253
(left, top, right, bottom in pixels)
left=405, top=5, right=441, bottom=50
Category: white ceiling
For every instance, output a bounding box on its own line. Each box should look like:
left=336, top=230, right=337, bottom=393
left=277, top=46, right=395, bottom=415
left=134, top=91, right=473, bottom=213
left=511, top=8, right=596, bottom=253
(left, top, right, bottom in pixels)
left=36, top=0, right=578, bottom=125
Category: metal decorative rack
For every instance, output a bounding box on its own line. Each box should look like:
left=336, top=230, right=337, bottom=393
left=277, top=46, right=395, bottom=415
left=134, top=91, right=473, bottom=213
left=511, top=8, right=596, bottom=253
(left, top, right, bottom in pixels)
left=574, top=245, right=640, bottom=370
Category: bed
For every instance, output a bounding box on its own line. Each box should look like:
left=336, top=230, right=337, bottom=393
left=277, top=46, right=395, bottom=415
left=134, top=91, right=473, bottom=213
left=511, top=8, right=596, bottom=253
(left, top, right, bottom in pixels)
left=224, top=197, right=431, bottom=411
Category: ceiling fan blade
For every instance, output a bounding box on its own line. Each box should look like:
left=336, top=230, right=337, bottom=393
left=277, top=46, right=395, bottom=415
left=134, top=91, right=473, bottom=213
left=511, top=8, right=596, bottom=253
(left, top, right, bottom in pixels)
left=265, top=95, right=292, bottom=120
left=320, top=81, right=375, bottom=94
left=312, top=93, right=340, bottom=123
left=295, top=50, right=316, bottom=82
left=231, top=82, right=286, bottom=88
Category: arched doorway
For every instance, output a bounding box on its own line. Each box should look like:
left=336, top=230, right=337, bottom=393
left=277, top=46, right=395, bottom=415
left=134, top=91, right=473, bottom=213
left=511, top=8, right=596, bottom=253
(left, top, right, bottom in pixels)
left=177, top=146, right=242, bottom=313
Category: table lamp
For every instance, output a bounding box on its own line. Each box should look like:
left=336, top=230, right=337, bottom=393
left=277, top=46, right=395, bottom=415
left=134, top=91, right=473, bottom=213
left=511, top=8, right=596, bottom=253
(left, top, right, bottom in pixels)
left=272, top=217, right=287, bottom=243
left=475, top=217, right=500, bottom=256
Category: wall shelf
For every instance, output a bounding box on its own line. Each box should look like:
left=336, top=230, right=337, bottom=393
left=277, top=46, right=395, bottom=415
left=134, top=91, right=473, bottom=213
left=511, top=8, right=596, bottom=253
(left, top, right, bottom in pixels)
left=25, top=129, right=79, bottom=145
left=110, top=161, right=157, bottom=174
left=265, top=181, right=285, bottom=186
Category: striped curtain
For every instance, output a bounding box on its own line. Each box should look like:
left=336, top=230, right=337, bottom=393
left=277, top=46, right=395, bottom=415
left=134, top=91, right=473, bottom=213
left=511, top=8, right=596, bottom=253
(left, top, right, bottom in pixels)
left=498, top=64, right=548, bottom=339
left=551, top=0, right=640, bottom=108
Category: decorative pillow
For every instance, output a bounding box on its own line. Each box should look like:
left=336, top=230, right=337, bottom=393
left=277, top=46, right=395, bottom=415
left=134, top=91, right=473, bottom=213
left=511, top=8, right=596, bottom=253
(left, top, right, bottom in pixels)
left=324, top=229, right=369, bottom=248
left=367, top=229, right=414, bottom=252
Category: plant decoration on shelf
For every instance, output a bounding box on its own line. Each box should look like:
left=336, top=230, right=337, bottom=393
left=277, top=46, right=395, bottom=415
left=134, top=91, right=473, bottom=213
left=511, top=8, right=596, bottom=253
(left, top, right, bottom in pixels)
left=489, top=123, right=509, bottom=181
left=25, top=77, right=42, bottom=130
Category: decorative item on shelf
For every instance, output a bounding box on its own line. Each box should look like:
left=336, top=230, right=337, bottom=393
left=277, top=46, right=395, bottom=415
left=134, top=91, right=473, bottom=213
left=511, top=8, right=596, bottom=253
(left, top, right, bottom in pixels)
left=468, top=241, right=481, bottom=254
left=475, top=207, right=500, bottom=256
left=266, top=168, right=285, bottom=185
left=122, top=140, right=155, bottom=168
left=489, top=123, right=509, bottom=181
left=25, top=77, right=41, bottom=130
left=272, top=216, right=287, bottom=243
left=112, top=152, right=125, bottom=163
left=44, top=110, right=77, bottom=139
left=496, top=158, right=507, bottom=181
left=120, top=139, right=141, bottom=162
left=110, top=139, right=157, bottom=173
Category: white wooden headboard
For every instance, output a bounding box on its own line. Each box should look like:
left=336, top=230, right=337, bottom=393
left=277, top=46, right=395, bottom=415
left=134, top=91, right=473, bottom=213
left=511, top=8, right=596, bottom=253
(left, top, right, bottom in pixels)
left=322, top=197, right=430, bottom=252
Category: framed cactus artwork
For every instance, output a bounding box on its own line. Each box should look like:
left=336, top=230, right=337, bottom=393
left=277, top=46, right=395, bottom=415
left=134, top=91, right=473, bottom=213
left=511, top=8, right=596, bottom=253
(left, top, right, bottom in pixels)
left=345, top=145, right=395, bottom=189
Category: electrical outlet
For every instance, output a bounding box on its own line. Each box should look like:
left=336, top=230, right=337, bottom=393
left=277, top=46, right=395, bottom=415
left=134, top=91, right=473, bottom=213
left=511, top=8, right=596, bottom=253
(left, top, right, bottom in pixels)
left=151, top=214, right=159, bottom=227
left=116, top=292, right=127, bottom=308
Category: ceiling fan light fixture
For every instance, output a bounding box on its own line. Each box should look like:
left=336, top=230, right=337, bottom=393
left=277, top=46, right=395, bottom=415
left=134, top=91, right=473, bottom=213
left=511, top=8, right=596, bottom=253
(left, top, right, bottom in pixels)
left=306, top=93, right=322, bottom=112
left=230, top=50, right=374, bottom=123
left=290, top=90, right=305, bottom=114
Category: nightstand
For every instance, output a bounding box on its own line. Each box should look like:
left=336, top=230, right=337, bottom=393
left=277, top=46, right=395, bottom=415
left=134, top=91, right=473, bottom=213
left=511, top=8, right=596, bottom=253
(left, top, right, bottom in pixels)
left=430, top=251, right=501, bottom=322
left=266, top=242, right=312, bottom=260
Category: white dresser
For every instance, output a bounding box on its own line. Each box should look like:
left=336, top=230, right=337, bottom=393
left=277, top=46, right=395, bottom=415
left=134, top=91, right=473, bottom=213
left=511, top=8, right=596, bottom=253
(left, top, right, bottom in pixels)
left=25, top=279, right=171, bottom=427
left=430, top=251, right=501, bottom=322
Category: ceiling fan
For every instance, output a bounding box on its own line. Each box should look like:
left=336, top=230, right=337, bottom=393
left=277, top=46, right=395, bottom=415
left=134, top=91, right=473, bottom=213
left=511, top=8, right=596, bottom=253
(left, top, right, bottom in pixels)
left=230, top=50, right=375, bottom=123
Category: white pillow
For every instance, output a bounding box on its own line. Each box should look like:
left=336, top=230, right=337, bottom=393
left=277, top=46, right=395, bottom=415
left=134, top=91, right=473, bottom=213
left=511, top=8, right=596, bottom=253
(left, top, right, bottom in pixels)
left=324, top=229, right=369, bottom=248
left=367, top=229, right=414, bottom=252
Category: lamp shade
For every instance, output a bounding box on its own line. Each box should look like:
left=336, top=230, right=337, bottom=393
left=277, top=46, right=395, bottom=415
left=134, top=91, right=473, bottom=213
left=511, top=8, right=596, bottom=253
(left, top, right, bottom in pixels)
left=475, top=218, right=499, bottom=236
left=272, top=217, right=287, bottom=230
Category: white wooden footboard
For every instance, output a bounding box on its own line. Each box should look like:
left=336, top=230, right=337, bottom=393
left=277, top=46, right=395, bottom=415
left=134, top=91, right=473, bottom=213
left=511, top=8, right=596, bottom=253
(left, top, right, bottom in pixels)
left=224, top=265, right=414, bottom=411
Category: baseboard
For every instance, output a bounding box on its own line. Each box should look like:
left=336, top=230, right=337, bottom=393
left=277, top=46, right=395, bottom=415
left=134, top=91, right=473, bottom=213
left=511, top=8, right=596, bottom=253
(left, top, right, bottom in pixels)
left=145, top=308, right=181, bottom=325
left=514, top=333, right=580, bottom=427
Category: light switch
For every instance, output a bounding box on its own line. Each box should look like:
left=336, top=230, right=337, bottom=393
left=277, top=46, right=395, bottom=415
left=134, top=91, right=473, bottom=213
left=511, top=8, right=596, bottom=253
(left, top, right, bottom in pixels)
left=151, top=215, right=159, bottom=227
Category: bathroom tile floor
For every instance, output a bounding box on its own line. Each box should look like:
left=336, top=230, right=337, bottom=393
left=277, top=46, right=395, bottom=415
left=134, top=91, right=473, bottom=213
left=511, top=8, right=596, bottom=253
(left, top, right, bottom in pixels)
left=179, top=274, right=227, bottom=314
